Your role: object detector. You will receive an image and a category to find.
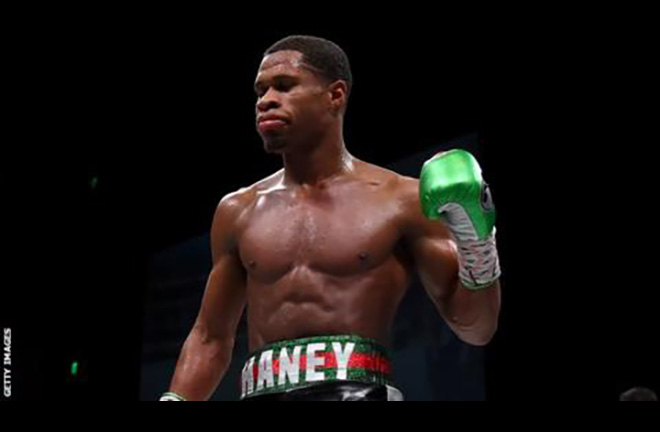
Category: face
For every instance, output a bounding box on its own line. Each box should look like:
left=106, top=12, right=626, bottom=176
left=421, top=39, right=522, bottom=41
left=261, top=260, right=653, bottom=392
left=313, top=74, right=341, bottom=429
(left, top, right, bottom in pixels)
left=254, top=50, right=345, bottom=154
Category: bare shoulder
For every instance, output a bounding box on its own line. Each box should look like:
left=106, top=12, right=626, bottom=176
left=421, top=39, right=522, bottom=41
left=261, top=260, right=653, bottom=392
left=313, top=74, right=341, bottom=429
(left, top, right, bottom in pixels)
left=214, top=170, right=283, bottom=228
left=386, top=170, right=452, bottom=241
left=350, top=159, right=420, bottom=207
left=211, top=171, right=284, bottom=254
left=215, top=187, right=253, bottom=222
left=394, top=174, right=421, bottom=204
left=353, top=159, right=409, bottom=189
left=219, top=169, right=284, bottom=205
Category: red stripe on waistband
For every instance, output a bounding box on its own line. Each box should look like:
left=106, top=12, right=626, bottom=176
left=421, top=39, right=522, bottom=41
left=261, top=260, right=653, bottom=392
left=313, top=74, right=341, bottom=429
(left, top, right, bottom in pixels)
left=250, top=352, right=392, bottom=381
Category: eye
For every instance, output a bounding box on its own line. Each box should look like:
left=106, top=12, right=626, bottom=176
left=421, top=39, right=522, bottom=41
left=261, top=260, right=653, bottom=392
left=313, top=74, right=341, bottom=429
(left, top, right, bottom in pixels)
left=275, top=83, right=291, bottom=92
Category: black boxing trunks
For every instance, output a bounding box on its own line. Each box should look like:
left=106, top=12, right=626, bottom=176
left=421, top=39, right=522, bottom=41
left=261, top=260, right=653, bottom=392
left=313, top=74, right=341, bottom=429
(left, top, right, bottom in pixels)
left=240, top=335, right=404, bottom=401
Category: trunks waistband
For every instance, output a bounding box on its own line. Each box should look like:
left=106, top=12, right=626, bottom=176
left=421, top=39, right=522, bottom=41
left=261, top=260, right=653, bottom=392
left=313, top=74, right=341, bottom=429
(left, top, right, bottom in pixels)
left=240, top=334, right=394, bottom=400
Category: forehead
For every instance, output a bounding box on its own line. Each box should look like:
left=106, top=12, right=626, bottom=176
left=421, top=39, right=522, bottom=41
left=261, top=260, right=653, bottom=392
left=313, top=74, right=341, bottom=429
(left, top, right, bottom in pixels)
left=255, top=50, right=312, bottom=80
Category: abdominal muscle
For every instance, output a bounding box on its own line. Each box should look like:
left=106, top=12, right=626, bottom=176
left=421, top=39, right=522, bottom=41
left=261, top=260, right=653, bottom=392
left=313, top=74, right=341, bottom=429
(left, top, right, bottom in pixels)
left=246, top=254, right=410, bottom=352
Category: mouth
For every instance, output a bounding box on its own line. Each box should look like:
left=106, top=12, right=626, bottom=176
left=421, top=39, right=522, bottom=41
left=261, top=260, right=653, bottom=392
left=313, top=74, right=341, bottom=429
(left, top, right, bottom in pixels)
left=257, top=118, right=289, bottom=133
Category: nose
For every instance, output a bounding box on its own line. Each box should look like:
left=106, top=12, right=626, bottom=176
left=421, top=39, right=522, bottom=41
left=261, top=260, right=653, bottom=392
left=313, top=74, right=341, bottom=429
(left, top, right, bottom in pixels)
left=256, top=88, right=281, bottom=113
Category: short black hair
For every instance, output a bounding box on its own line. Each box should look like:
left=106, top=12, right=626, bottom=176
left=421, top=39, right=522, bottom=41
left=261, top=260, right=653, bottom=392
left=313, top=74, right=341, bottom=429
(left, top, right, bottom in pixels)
left=264, top=35, right=353, bottom=101
left=619, top=387, right=658, bottom=401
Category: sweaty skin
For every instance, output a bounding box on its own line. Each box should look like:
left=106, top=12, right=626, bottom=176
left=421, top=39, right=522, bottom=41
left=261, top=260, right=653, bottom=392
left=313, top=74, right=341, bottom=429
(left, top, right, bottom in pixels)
left=167, top=50, right=501, bottom=401
left=240, top=162, right=432, bottom=349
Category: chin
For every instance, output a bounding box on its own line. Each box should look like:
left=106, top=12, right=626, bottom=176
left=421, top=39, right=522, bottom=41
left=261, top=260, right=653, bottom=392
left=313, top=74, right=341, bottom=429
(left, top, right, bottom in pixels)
left=263, top=138, right=288, bottom=154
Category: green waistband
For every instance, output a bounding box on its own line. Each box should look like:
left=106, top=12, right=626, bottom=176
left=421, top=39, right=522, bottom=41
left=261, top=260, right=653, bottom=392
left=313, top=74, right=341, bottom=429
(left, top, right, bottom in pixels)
left=240, top=335, right=394, bottom=400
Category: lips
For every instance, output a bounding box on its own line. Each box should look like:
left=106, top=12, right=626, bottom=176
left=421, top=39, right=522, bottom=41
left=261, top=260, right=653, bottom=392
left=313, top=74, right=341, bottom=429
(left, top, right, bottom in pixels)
left=257, top=115, right=290, bottom=133
left=258, top=114, right=289, bottom=123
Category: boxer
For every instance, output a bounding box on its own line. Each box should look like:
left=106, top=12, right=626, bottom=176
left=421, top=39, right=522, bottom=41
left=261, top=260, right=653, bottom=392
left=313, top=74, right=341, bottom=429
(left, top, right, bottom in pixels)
left=160, top=35, right=501, bottom=401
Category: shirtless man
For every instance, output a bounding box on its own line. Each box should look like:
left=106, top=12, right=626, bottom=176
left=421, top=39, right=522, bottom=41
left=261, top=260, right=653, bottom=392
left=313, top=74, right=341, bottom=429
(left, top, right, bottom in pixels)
left=160, top=35, right=502, bottom=401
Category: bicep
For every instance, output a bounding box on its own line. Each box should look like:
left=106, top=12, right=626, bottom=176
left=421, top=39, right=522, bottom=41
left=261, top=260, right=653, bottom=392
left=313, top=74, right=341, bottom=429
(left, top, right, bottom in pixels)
left=398, top=176, right=460, bottom=313
left=196, top=251, right=247, bottom=341
left=195, top=192, right=248, bottom=340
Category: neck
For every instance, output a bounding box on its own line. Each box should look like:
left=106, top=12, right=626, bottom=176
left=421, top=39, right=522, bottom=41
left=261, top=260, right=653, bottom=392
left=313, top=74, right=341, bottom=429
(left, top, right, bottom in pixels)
left=281, top=124, right=354, bottom=187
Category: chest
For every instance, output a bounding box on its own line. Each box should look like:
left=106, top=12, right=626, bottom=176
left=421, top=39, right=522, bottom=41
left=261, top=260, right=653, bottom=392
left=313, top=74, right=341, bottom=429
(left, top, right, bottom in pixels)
left=237, top=186, right=403, bottom=279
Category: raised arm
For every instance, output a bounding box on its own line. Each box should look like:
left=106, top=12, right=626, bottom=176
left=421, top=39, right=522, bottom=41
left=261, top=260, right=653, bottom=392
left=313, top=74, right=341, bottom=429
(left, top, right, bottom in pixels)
left=404, top=214, right=501, bottom=346
left=400, top=150, right=502, bottom=346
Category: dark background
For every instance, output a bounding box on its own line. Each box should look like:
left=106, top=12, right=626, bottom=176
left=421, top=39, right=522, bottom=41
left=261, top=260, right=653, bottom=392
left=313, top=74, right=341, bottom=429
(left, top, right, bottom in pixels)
left=2, top=16, right=657, bottom=401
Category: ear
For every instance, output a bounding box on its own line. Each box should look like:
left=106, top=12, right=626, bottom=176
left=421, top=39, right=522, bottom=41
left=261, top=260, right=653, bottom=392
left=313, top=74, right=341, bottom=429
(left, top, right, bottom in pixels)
left=327, top=80, right=348, bottom=115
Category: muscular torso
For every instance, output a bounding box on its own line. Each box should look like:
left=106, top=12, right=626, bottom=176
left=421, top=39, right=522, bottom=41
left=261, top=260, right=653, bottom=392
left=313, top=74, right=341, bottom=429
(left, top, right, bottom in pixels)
left=232, top=161, right=425, bottom=352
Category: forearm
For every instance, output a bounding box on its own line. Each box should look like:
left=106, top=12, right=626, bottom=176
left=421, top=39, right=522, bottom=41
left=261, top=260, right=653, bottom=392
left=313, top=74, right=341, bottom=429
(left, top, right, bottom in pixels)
left=418, top=149, right=503, bottom=346
left=442, top=279, right=501, bottom=346
left=168, top=326, right=235, bottom=401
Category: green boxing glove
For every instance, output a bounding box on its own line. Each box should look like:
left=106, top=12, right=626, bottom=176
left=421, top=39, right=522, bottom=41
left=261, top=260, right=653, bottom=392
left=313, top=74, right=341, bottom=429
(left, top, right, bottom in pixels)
left=420, top=149, right=501, bottom=290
